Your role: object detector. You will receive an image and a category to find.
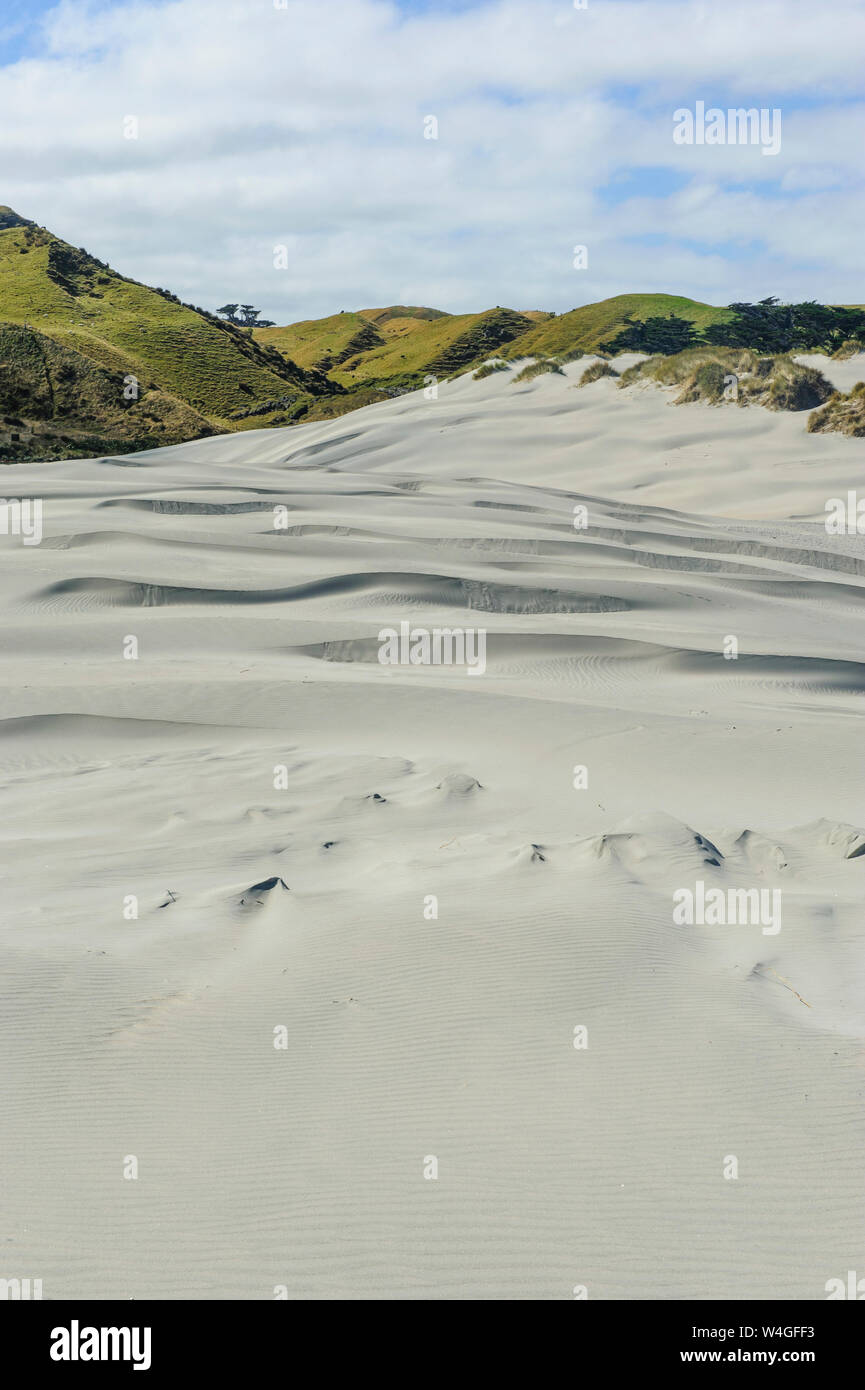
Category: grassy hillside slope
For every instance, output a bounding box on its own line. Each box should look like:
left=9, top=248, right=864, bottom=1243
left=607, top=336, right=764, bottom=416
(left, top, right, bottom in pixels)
left=506, top=293, right=731, bottom=359
left=0, top=207, right=330, bottom=444
left=257, top=296, right=724, bottom=399
left=0, top=321, right=212, bottom=460
left=4, top=206, right=855, bottom=458
left=255, top=306, right=447, bottom=373
left=257, top=306, right=541, bottom=385
left=324, top=307, right=538, bottom=385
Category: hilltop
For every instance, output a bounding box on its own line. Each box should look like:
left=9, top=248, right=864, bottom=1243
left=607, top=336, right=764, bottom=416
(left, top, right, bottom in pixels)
left=256, top=306, right=447, bottom=372
left=503, top=293, right=730, bottom=359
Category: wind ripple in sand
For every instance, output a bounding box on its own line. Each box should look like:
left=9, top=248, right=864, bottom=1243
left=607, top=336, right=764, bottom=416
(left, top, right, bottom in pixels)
left=1, top=370, right=864, bottom=1299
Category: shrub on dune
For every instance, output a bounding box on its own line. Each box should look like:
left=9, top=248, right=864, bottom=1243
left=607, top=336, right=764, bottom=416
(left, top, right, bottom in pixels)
left=617, top=346, right=833, bottom=412
left=472, top=359, right=510, bottom=380
left=676, top=360, right=727, bottom=403
left=807, top=382, right=865, bottom=437
left=619, top=346, right=757, bottom=392
left=577, top=360, right=619, bottom=386
left=757, top=359, right=833, bottom=411
left=511, top=358, right=565, bottom=383
left=831, top=339, right=865, bottom=360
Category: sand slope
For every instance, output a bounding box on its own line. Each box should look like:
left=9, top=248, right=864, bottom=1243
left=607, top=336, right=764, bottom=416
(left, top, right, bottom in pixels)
left=1, top=354, right=863, bottom=1299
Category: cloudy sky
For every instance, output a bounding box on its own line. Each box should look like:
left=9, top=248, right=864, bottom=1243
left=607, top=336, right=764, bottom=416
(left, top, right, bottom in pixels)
left=1, top=0, right=862, bottom=322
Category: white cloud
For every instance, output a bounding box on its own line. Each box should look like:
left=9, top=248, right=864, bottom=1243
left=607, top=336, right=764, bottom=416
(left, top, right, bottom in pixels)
left=0, top=0, right=862, bottom=318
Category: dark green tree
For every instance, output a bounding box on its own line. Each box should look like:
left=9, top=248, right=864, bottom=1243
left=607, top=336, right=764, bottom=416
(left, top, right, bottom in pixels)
left=601, top=313, right=700, bottom=355
left=703, top=298, right=793, bottom=352
left=704, top=298, right=865, bottom=353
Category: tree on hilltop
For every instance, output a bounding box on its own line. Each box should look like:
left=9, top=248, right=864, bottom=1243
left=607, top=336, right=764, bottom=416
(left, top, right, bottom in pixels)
left=217, top=303, right=275, bottom=328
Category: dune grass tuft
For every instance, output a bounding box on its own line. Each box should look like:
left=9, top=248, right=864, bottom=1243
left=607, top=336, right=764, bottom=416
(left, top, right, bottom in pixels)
left=578, top=360, right=619, bottom=386
left=807, top=381, right=865, bottom=437
left=511, top=358, right=565, bottom=383
left=617, top=346, right=833, bottom=412
left=831, top=339, right=865, bottom=360
left=472, top=359, right=510, bottom=380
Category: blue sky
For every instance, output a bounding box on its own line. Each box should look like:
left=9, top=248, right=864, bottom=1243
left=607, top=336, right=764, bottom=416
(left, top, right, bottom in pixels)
left=0, top=0, right=862, bottom=322
left=0, top=0, right=51, bottom=62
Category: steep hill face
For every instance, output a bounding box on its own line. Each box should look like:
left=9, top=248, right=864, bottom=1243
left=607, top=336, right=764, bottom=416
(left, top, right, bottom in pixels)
left=0, top=322, right=212, bottom=461
left=0, top=207, right=332, bottom=452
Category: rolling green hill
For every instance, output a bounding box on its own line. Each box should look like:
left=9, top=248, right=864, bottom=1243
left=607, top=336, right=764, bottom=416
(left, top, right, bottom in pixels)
left=329, top=307, right=540, bottom=384
left=504, top=294, right=731, bottom=360
left=3, top=206, right=855, bottom=459
left=255, top=306, right=447, bottom=373
left=257, top=306, right=542, bottom=386
left=258, top=296, right=727, bottom=395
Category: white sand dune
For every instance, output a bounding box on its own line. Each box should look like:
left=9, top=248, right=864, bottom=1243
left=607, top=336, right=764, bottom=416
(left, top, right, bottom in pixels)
left=1, top=353, right=863, bottom=1299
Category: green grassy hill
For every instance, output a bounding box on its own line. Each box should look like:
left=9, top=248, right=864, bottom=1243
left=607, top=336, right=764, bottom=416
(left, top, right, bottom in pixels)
left=4, top=206, right=852, bottom=459
left=317, top=308, right=538, bottom=387
left=257, top=296, right=725, bottom=406
left=505, top=293, right=731, bottom=359
left=255, top=306, right=447, bottom=373
left=257, top=305, right=540, bottom=387
left=0, top=206, right=332, bottom=454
